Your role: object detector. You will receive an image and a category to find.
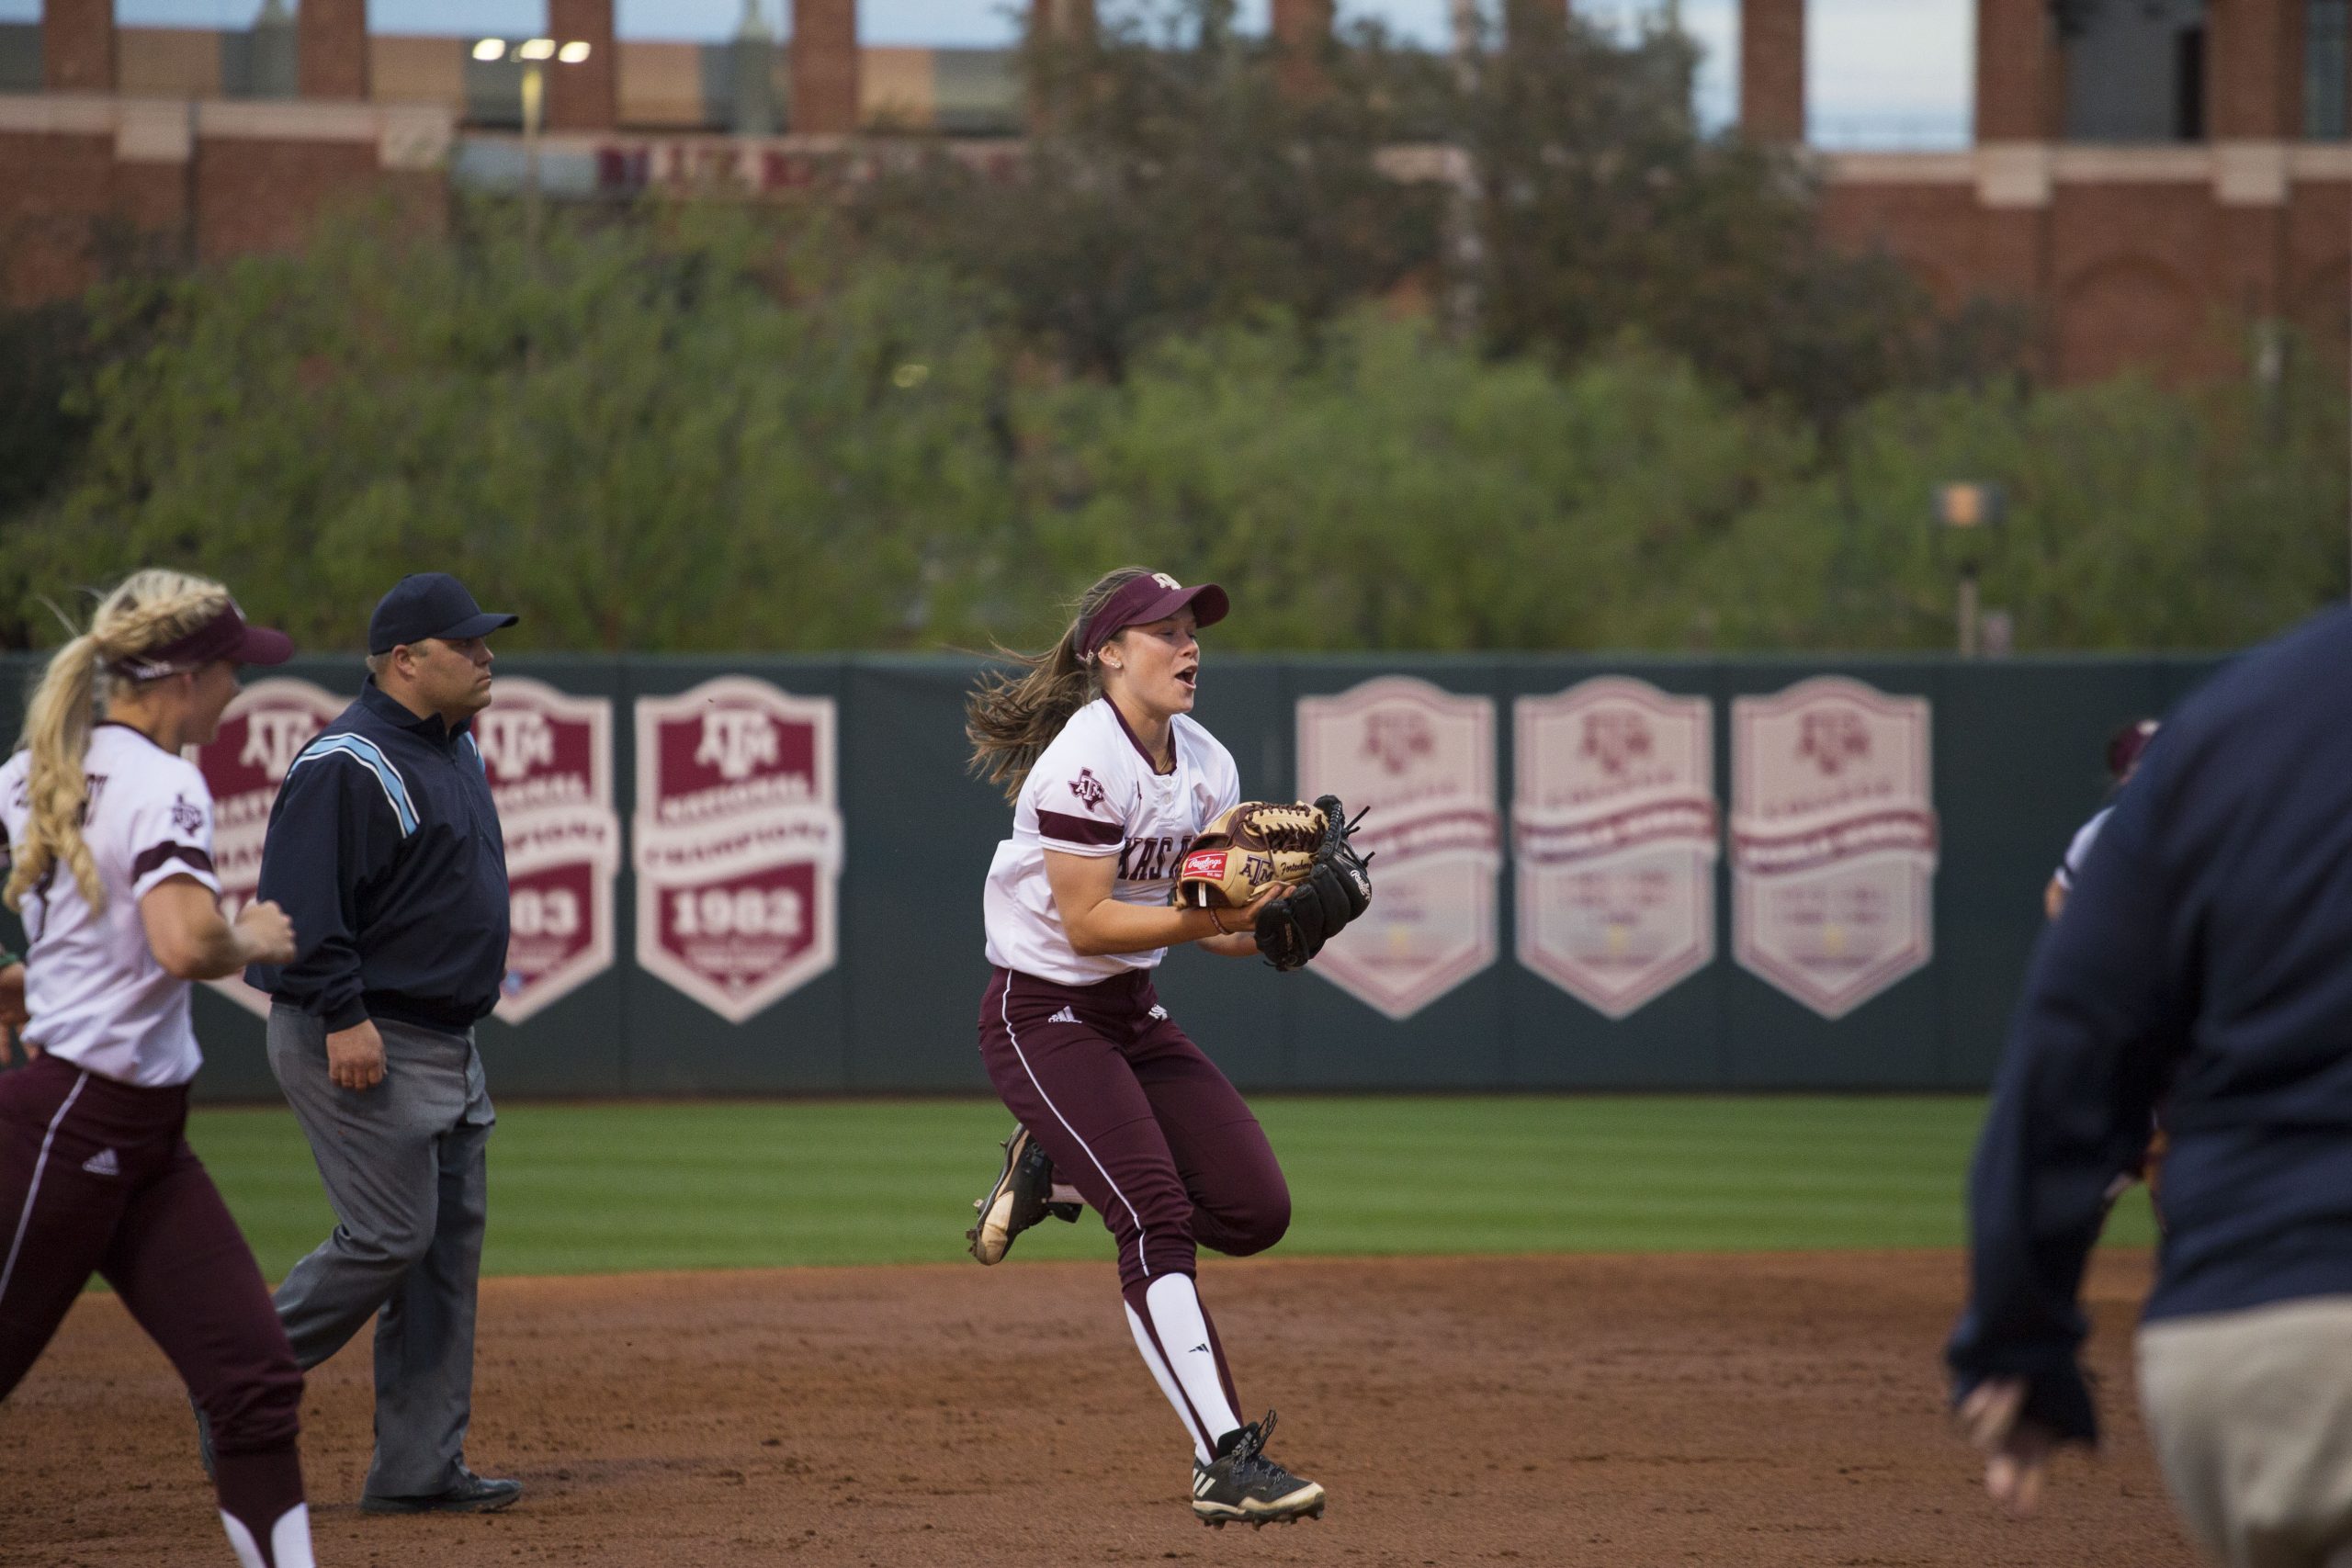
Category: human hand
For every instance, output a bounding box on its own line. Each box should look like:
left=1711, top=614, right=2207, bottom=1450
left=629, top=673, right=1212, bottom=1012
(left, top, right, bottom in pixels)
left=326, top=1019, right=387, bottom=1091
left=1959, top=1377, right=2058, bottom=1517
left=235, top=899, right=298, bottom=967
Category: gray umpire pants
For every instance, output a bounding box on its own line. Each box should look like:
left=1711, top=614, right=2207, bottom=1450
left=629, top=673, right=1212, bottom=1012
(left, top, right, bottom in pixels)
left=2140, top=1296, right=2352, bottom=1568
left=267, top=1005, right=496, bottom=1499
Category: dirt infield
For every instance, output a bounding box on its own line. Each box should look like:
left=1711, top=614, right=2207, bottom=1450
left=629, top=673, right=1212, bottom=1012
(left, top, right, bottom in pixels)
left=2, top=1250, right=2196, bottom=1567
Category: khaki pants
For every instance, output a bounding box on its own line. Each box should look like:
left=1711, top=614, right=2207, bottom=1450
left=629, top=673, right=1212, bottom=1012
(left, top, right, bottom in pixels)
left=2140, top=1296, right=2352, bottom=1568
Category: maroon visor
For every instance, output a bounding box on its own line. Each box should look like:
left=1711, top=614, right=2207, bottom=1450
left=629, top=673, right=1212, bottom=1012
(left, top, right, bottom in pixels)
left=112, top=601, right=294, bottom=682
left=1078, top=572, right=1230, bottom=658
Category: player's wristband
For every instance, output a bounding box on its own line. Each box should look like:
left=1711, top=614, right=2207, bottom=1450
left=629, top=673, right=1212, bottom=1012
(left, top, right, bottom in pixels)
left=1205, top=908, right=1233, bottom=936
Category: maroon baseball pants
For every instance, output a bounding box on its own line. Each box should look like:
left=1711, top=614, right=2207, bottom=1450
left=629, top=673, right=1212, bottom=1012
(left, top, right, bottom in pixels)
left=978, top=965, right=1291, bottom=1291
left=0, top=1053, right=306, bottom=1559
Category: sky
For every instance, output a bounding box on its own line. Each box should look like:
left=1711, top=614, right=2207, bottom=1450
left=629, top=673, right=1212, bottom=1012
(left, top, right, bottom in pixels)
left=0, top=0, right=1975, bottom=146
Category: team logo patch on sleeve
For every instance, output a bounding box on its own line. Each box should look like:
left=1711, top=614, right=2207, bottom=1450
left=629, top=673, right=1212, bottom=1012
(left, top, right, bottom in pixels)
left=1070, top=768, right=1107, bottom=807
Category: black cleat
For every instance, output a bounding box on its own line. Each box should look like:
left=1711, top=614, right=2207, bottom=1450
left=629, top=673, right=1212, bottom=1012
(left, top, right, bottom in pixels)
left=360, top=1468, right=523, bottom=1515
left=967, top=1126, right=1080, bottom=1265
left=190, top=1394, right=216, bottom=1482
left=1191, top=1410, right=1326, bottom=1529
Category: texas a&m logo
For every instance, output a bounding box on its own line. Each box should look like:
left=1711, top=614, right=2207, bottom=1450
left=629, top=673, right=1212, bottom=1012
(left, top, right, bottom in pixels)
left=634, top=678, right=842, bottom=1023
left=1070, top=767, right=1107, bottom=807
left=695, top=709, right=781, bottom=782
left=474, top=707, right=558, bottom=782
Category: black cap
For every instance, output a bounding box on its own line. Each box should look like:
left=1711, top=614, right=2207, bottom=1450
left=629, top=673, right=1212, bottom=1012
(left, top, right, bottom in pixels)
left=368, top=573, right=518, bottom=655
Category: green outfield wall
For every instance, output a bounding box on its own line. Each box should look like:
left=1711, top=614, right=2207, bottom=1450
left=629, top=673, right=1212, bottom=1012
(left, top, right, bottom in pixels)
left=0, top=653, right=2230, bottom=1099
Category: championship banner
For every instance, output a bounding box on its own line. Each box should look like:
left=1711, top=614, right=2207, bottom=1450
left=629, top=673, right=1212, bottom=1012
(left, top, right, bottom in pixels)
left=187, top=677, right=348, bottom=1018
left=475, top=679, right=619, bottom=1024
left=1295, top=676, right=1500, bottom=1021
left=1730, top=677, right=1938, bottom=1019
left=632, top=678, right=842, bottom=1023
left=1513, top=678, right=1717, bottom=1019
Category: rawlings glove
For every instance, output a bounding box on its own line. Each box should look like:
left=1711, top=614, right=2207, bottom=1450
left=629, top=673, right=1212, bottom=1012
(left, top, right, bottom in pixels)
left=1174, top=801, right=1327, bottom=909
left=1256, top=795, right=1373, bottom=972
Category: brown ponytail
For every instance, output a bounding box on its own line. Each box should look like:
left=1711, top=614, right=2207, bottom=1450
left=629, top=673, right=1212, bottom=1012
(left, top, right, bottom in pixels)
left=8, top=570, right=236, bottom=915
left=966, top=567, right=1155, bottom=801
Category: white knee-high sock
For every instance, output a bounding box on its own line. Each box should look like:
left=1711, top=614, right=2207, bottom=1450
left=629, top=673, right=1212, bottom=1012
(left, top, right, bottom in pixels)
left=220, top=1503, right=314, bottom=1568
left=1141, top=1273, right=1241, bottom=1457
left=1125, top=1303, right=1213, bottom=1463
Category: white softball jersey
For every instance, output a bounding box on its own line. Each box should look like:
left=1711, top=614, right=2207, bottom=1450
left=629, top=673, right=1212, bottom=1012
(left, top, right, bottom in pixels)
left=0, top=724, right=220, bottom=1087
left=984, top=699, right=1240, bottom=986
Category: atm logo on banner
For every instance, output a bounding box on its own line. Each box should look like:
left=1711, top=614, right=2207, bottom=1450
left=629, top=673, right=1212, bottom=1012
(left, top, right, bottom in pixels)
left=633, top=678, right=842, bottom=1024
left=1731, top=677, right=1938, bottom=1020
left=187, top=679, right=348, bottom=1019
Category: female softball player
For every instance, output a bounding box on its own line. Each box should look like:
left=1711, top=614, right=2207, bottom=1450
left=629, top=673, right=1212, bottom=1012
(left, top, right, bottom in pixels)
left=963, top=566, right=1364, bottom=1529
left=0, top=569, right=316, bottom=1568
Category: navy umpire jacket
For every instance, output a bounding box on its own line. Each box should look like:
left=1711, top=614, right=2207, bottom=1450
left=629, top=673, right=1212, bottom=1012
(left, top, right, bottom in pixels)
left=246, top=681, right=510, bottom=1034
left=1948, top=606, right=2352, bottom=1445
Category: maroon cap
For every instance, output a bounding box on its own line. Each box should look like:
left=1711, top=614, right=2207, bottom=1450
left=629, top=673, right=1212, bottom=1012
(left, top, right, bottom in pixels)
left=1077, top=572, right=1230, bottom=658
left=112, top=600, right=293, bottom=682
left=2106, top=718, right=2159, bottom=782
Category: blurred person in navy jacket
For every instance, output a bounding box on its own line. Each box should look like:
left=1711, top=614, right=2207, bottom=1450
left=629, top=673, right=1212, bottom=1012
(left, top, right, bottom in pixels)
left=1950, top=607, right=2352, bottom=1568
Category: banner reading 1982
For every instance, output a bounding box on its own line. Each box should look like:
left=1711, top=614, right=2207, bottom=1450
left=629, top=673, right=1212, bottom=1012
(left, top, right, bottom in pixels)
left=633, top=678, right=842, bottom=1024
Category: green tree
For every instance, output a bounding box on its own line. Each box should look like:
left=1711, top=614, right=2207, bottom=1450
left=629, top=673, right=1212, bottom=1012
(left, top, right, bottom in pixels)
left=7, top=204, right=1023, bottom=652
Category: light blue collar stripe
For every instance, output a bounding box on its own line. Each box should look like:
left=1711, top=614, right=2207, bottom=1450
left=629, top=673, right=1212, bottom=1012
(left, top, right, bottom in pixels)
left=288, top=735, right=420, bottom=836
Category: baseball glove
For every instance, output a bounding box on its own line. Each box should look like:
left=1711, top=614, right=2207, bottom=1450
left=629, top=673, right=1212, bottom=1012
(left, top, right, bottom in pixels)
left=1256, top=795, right=1373, bottom=973
left=1173, top=801, right=1328, bottom=910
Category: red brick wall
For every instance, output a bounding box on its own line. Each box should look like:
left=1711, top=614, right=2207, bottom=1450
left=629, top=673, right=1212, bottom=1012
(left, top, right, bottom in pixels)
left=2285, top=182, right=2351, bottom=350
left=791, top=0, right=860, bottom=136
left=1272, top=0, right=1332, bottom=98
left=41, top=0, right=114, bottom=93
left=2208, top=0, right=2301, bottom=140
left=299, top=0, right=370, bottom=100
left=548, top=0, right=618, bottom=133
left=1819, top=182, right=2044, bottom=309
left=1975, top=0, right=2056, bottom=141
left=1739, top=0, right=1804, bottom=141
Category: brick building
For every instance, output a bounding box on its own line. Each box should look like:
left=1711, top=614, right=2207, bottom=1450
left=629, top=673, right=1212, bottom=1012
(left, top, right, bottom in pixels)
left=0, top=0, right=2343, bottom=385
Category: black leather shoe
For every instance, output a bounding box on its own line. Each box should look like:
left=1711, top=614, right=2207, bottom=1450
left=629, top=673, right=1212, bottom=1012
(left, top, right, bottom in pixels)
left=360, top=1469, right=523, bottom=1514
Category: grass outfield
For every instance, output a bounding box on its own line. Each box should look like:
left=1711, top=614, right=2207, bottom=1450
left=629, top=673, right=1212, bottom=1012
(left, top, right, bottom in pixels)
left=186, top=1095, right=2160, bottom=1280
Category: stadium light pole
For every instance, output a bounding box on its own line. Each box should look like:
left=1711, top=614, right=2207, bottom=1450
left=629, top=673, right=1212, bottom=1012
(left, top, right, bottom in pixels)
left=1934, top=482, right=2006, bottom=658
left=472, top=37, right=594, bottom=254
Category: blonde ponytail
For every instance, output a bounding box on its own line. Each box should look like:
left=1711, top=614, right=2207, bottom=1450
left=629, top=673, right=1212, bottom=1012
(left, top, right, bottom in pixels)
left=7, top=570, right=237, bottom=915
left=966, top=567, right=1154, bottom=801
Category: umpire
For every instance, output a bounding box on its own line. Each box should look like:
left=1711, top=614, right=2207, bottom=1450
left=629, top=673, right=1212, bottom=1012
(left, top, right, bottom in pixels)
left=1949, top=606, right=2352, bottom=1567
left=250, top=572, right=520, bottom=1514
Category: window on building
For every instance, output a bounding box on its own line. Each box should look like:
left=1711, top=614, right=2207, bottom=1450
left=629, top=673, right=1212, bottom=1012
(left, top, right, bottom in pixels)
left=2061, top=0, right=2208, bottom=143
left=2309, top=0, right=2349, bottom=140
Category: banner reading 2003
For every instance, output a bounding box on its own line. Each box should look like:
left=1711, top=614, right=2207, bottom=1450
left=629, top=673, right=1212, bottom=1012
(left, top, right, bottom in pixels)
left=633, top=678, right=842, bottom=1023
